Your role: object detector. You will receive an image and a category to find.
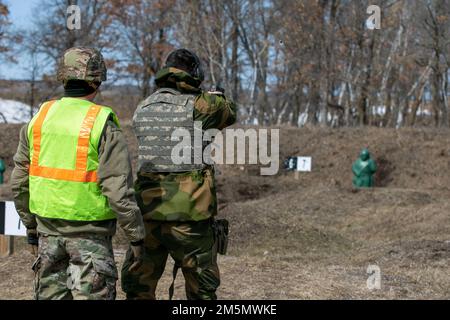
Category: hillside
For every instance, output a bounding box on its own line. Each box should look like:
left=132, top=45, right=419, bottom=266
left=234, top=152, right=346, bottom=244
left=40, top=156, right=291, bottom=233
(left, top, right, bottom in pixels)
left=1, top=125, right=450, bottom=299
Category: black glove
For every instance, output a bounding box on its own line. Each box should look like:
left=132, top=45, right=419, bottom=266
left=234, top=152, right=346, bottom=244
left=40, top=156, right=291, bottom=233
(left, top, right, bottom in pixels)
left=128, top=240, right=144, bottom=272
left=213, top=219, right=229, bottom=255
left=27, top=229, right=39, bottom=257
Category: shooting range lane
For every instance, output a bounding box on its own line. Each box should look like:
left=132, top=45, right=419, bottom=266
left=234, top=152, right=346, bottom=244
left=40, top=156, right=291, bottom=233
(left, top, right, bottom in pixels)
left=2, top=125, right=450, bottom=299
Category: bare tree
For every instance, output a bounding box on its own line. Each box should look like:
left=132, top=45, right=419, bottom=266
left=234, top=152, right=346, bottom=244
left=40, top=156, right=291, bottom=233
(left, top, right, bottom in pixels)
left=109, top=0, right=174, bottom=98
left=24, top=0, right=116, bottom=93
left=4, top=0, right=449, bottom=128
left=0, top=1, right=10, bottom=61
left=420, top=0, right=450, bottom=127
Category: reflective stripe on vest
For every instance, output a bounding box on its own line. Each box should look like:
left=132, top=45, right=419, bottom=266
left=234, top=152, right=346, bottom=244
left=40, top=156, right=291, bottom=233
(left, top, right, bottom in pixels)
left=29, top=101, right=101, bottom=182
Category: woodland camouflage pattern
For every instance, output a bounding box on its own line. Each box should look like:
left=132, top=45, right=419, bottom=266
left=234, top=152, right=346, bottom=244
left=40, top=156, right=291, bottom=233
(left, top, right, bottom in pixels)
left=57, top=47, right=107, bottom=83
left=134, top=67, right=237, bottom=223
left=121, top=219, right=219, bottom=300
left=33, top=234, right=118, bottom=300
left=135, top=169, right=217, bottom=221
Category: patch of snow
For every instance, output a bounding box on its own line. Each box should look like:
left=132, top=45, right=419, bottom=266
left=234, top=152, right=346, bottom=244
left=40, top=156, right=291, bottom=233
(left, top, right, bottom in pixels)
left=371, top=105, right=386, bottom=116
left=417, top=108, right=432, bottom=116
left=298, top=112, right=308, bottom=126
left=0, top=98, right=33, bottom=124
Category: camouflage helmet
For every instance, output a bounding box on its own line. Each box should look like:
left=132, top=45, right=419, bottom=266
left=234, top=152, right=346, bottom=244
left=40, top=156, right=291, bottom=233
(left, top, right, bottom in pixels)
left=57, top=47, right=107, bottom=83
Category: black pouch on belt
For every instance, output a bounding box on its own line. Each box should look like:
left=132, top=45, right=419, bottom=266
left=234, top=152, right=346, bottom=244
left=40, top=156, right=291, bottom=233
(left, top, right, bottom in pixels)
left=213, top=219, right=229, bottom=255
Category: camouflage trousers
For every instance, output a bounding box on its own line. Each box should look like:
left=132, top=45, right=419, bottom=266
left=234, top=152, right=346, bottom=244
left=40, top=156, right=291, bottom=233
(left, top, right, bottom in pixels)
left=32, top=234, right=118, bottom=300
left=121, top=219, right=220, bottom=300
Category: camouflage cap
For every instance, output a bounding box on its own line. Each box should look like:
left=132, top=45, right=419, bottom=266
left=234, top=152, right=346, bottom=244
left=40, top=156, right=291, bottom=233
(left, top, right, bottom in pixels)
left=57, top=47, right=107, bottom=83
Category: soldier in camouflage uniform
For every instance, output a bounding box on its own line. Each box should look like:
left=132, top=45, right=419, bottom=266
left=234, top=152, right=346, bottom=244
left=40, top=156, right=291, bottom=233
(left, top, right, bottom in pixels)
left=11, top=47, right=145, bottom=300
left=121, top=49, right=236, bottom=300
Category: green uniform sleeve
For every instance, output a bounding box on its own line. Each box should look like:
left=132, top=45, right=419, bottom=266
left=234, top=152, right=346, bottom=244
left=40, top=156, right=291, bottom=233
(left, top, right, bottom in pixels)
left=11, top=125, right=37, bottom=230
left=193, top=92, right=237, bottom=130
left=97, top=120, right=145, bottom=243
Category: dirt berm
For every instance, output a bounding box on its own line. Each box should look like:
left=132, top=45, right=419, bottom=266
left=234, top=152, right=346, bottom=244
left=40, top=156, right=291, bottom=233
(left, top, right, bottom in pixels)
left=1, top=124, right=450, bottom=299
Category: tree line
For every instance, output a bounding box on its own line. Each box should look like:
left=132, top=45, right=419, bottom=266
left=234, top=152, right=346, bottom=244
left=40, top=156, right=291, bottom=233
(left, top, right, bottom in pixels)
left=0, top=0, right=449, bottom=127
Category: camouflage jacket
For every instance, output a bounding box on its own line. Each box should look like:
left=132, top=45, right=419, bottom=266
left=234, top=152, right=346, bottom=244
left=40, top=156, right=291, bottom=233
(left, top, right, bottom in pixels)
left=135, top=67, right=237, bottom=222
left=11, top=102, right=145, bottom=243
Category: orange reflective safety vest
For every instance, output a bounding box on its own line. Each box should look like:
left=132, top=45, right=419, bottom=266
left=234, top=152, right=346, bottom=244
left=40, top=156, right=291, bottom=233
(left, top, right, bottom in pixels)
left=28, top=98, right=119, bottom=221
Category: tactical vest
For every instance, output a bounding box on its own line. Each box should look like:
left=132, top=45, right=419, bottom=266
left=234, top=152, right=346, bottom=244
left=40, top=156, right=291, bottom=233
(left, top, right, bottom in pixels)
left=133, top=88, right=206, bottom=173
left=28, top=98, right=118, bottom=221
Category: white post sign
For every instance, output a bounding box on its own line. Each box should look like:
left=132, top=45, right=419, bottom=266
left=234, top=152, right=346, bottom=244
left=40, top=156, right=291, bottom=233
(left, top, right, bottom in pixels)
left=296, top=157, right=312, bottom=172
left=4, top=201, right=26, bottom=236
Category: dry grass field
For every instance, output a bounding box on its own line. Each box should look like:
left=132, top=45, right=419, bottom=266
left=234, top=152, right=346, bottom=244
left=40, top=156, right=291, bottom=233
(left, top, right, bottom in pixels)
left=1, top=125, right=450, bottom=299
